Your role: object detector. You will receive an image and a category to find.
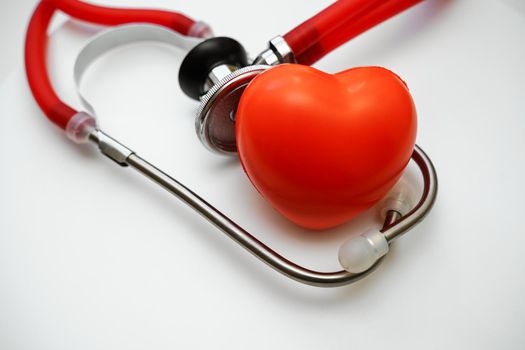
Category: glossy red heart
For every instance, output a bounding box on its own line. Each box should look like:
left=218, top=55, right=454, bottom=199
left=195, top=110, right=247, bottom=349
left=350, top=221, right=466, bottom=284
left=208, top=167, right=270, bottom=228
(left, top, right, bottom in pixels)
left=236, top=64, right=416, bottom=229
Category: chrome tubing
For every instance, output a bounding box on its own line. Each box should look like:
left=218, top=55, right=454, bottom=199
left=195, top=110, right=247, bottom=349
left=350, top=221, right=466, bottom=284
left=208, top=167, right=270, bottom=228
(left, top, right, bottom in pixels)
left=382, top=145, right=438, bottom=242
left=90, top=130, right=437, bottom=287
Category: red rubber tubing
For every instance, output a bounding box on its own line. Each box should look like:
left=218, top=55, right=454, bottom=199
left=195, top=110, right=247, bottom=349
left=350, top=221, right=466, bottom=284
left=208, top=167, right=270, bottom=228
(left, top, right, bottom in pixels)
left=25, top=1, right=76, bottom=129
left=297, top=0, right=423, bottom=65
left=286, top=0, right=423, bottom=65
left=47, top=0, right=195, bottom=35
left=284, top=0, right=385, bottom=58
left=25, top=0, right=197, bottom=130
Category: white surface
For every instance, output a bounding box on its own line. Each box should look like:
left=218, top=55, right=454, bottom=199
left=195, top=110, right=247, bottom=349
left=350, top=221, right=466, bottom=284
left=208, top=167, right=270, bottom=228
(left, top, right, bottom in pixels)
left=1, top=0, right=525, bottom=349
left=0, top=0, right=38, bottom=81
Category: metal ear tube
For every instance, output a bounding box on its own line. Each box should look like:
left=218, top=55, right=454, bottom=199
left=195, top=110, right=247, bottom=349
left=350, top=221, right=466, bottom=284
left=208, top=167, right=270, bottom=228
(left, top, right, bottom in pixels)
left=69, top=115, right=437, bottom=286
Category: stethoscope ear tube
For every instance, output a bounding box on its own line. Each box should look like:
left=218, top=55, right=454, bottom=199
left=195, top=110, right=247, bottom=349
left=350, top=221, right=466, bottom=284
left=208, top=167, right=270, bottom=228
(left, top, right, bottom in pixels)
left=79, top=126, right=437, bottom=287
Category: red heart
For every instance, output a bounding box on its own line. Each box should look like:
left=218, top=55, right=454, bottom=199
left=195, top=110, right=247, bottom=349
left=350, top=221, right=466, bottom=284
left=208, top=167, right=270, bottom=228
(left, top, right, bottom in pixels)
left=236, top=65, right=416, bottom=229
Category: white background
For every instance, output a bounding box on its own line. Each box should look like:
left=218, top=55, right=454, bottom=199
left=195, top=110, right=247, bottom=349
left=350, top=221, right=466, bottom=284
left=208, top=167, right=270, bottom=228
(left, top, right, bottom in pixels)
left=1, top=1, right=525, bottom=349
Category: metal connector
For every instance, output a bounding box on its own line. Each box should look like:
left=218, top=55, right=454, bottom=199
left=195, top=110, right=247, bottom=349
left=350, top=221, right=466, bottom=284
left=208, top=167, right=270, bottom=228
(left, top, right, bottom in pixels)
left=253, top=36, right=296, bottom=66
left=89, top=129, right=134, bottom=166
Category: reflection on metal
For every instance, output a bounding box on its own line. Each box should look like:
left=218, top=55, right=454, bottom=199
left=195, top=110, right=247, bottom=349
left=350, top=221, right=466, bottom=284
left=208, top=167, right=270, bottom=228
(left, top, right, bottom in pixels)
left=90, top=130, right=437, bottom=287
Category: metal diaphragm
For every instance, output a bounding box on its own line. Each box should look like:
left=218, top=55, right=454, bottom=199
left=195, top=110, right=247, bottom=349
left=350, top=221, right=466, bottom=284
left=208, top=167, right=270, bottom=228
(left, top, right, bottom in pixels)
left=195, top=65, right=270, bottom=154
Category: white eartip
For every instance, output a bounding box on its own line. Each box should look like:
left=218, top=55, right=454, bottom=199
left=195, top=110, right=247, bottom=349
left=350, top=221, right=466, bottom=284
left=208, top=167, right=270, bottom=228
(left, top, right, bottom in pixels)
left=338, top=229, right=389, bottom=273
left=380, top=180, right=415, bottom=219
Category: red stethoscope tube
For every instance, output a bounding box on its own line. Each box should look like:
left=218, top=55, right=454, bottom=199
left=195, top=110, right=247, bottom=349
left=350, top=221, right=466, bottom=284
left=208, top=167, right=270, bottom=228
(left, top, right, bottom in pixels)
left=25, top=0, right=422, bottom=129
left=25, top=1, right=76, bottom=130
left=48, top=0, right=195, bottom=35
left=285, top=0, right=422, bottom=65
left=284, top=0, right=384, bottom=59
left=25, top=0, right=199, bottom=130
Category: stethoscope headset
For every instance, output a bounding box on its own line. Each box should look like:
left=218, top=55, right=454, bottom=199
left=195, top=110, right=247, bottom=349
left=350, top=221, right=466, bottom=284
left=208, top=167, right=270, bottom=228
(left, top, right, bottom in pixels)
left=25, top=0, right=437, bottom=287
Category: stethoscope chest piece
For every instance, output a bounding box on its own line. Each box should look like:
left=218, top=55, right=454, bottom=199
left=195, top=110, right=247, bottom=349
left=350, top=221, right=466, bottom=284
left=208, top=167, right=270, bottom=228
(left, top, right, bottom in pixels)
left=179, top=35, right=296, bottom=154
left=195, top=65, right=269, bottom=154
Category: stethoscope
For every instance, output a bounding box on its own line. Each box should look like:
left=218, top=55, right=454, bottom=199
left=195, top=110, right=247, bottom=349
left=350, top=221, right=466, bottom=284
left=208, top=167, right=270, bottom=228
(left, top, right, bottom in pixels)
left=25, top=0, right=437, bottom=287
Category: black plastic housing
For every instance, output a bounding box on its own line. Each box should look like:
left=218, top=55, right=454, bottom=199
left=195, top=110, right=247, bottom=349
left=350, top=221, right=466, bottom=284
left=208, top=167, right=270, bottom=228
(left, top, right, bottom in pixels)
left=178, top=37, right=249, bottom=100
